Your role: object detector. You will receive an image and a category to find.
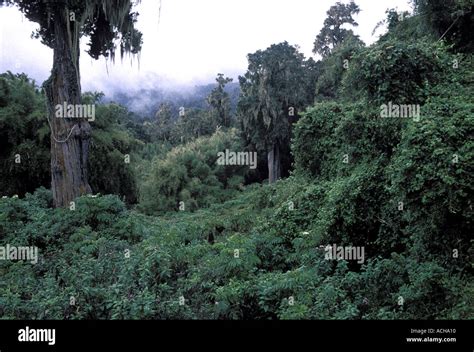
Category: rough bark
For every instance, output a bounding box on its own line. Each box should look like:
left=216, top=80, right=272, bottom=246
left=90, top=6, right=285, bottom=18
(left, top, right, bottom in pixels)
left=43, top=5, right=92, bottom=207
left=267, top=141, right=281, bottom=184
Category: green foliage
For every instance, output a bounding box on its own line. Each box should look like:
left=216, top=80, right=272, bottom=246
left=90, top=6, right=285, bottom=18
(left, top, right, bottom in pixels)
left=386, top=69, right=473, bottom=263
left=169, top=108, right=218, bottom=144
left=293, top=102, right=402, bottom=179
left=0, top=75, right=141, bottom=202
left=411, top=0, right=474, bottom=52
left=139, top=129, right=246, bottom=213
left=342, top=40, right=448, bottom=104
left=238, top=42, right=316, bottom=152
left=1, top=182, right=470, bottom=319
left=0, top=72, right=50, bottom=196
left=315, top=33, right=365, bottom=100
left=207, top=73, right=234, bottom=128
left=375, top=9, right=435, bottom=44
left=287, top=41, right=472, bottom=320
left=86, top=98, right=140, bottom=204
left=313, top=1, right=361, bottom=58
left=152, top=103, right=173, bottom=141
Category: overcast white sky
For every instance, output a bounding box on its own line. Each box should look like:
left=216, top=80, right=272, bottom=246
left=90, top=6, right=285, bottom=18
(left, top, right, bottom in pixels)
left=0, top=0, right=412, bottom=94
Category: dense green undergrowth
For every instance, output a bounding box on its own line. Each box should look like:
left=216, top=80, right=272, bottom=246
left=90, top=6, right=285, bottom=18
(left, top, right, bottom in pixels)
left=0, top=152, right=471, bottom=320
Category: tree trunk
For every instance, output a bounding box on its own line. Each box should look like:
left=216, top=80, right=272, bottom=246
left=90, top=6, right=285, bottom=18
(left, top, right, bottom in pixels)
left=267, top=141, right=281, bottom=184
left=43, top=5, right=92, bottom=207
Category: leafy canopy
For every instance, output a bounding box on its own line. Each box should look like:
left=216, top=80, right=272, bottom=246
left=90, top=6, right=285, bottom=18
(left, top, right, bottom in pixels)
left=313, top=1, right=361, bottom=58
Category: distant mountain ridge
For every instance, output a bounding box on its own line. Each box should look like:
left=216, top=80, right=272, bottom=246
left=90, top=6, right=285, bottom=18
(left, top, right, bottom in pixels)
left=105, top=81, right=241, bottom=119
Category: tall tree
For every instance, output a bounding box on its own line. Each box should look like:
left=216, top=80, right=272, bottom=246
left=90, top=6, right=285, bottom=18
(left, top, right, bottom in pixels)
left=313, top=1, right=360, bottom=58
left=238, top=42, right=315, bottom=183
left=206, top=73, right=233, bottom=128
left=0, top=0, right=142, bottom=207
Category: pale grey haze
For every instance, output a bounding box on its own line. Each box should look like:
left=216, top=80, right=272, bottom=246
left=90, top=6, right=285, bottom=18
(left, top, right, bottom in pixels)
left=0, top=0, right=412, bottom=95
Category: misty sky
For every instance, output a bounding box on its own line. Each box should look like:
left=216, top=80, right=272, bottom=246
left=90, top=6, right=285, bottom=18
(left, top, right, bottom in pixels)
left=0, top=0, right=412, bottom=95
